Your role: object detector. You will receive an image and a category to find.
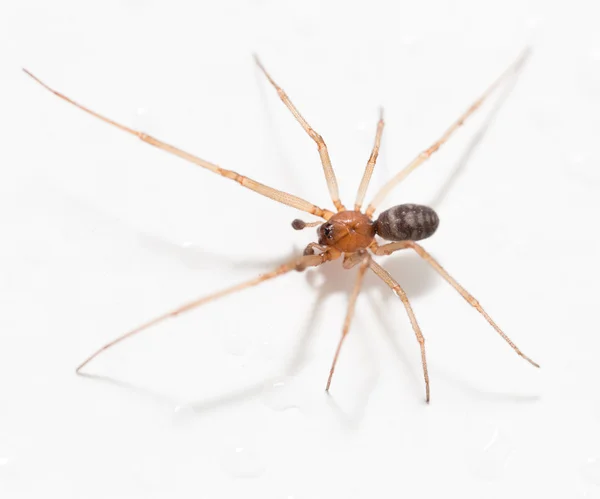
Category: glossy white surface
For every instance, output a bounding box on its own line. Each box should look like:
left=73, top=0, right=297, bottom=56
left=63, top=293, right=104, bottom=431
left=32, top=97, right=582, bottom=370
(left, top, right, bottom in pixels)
left=2, top=0, right=600, bottom=497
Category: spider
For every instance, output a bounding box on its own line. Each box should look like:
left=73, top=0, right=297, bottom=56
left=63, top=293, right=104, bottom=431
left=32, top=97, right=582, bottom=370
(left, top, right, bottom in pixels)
left=24, top=49, right=539, bottom=403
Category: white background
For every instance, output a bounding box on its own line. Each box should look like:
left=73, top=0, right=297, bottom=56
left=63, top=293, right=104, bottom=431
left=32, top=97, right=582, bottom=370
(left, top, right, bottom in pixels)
left=2, top=0, right=600, bottom=498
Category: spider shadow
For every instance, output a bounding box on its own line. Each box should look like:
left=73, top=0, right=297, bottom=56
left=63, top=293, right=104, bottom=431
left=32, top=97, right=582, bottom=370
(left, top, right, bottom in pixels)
left=436, top=367, right=541, bottom=404
left=76, top=250, right=437, bottom=421
left=276, top=251, right=437, bottom=426
left=179, top=251, right=439, bottom=423
left=283, top=251, right=436, bottom=375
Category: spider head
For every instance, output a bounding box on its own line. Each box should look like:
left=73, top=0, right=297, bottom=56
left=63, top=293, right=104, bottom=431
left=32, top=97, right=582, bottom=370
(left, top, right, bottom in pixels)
left=317, top=211, right=375, bottom=253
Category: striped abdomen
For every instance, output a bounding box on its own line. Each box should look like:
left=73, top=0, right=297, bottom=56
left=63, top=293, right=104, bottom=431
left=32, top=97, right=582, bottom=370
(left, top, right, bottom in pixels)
left=374, top=204, right=439, bottom=242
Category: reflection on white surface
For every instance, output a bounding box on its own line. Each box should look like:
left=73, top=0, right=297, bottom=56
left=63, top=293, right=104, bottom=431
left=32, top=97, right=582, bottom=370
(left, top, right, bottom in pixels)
left=222, top=330, right=253, bottom=356
left=584, top=486, right=600, bottom=498
left=131, top=106, right=154, bottom=134
left=401, top=33, right=420, bottom=46
left=261, top=375, right=299, bottom=411
left=583, top=457, right=600, bottom=486
left=221, top=445, right=266, bottom=479
left=172, top=403, right=196, bottom=420
left=466, top=422, right=512, bottom=482
left=568, top=153, right=600, bottom=185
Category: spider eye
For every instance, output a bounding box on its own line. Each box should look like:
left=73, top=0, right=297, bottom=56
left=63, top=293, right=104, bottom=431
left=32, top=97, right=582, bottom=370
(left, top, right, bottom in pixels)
left=317, top=222, right=336, bottom=246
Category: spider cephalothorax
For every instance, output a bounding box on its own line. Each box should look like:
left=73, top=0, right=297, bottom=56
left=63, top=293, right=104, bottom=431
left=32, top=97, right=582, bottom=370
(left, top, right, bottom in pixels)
left=317, top=211, right=375, bottom=252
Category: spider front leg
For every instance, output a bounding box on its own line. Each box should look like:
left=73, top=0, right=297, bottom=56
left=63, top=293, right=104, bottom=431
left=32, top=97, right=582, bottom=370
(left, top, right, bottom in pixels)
left=23, top=70, right=334, bottom=220
left=373, top=240, right=539, bottom=368
left=254, top=55, right=345, bottom=212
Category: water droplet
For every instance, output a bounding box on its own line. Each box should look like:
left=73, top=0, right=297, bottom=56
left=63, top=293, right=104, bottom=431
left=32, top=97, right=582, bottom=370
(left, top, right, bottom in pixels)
left=222, top=445, right=266, bottom=478
left=567, top=153, right=600, bottom=185
left=122, top=0, right=155, bottom=9
left=172, top=404, right=196, bottom=421
left=132, top=106, right=154, bottom=134
left=0, top=453, right=13, bottom=475
left=466, top=424, right=512, bottom=481
left=526, top=16, right=544, bottom=31
left=401, top=34, right=419, bottom=46
left=258, top=339, right=277, bottom=360
left=580, top=47, right=600, bottom=96
left=584, top=486, right=600, bottom=498
left=305, top=269, right=326, bottom=288
left=222, top=331, right=252, bottom=356
left=0, top=443, right=15, bottom=470
left=591, top=398, right=600, bottom=421
left=583, top=457, right=600, bottom=486
left=262, top=376, right=299, bottom=411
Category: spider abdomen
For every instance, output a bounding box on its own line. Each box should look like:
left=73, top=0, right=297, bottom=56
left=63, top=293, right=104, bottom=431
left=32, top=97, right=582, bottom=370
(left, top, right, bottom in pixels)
left=374, top=204, right=439, bottom=241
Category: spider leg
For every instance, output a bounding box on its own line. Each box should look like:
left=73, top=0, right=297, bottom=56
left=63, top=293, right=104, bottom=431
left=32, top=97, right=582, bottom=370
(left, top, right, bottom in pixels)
left=369, top=259, right=430, bottom=403
left=76, top=251, right=338, bottom=373
left=23, top=69, right=333, bottom=220
left=326, top=253, right=370, bottom=391
left=355, top=108, right=385, bottom=211
left=372, top=241, right=539, bottom=368
left=342, top=250, right=369, bottom=269
left=365, top=48, right=530, bottom=217
left=253, top=55, right=345, bottom=212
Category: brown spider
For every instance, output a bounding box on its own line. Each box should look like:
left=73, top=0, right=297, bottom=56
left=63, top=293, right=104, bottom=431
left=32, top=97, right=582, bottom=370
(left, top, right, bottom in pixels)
left=23, top=50, right=538, bottom=403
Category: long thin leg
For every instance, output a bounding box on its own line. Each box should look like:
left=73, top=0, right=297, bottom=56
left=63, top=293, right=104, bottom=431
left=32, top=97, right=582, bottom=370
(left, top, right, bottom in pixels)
left=253, top=55, right=345, bottom=212
left=372, top=240, right=539, bottom=368
left=369, top=259, right=430, bottom=402
left=326, top=254, right=370, bottom=391
left=76, top=251, right=337, bottom=373
left=355, top=108, right=385, bottom=211
left=365, top=48, right=530, bottom=217
left=23, top=69, right=333, bottom=220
